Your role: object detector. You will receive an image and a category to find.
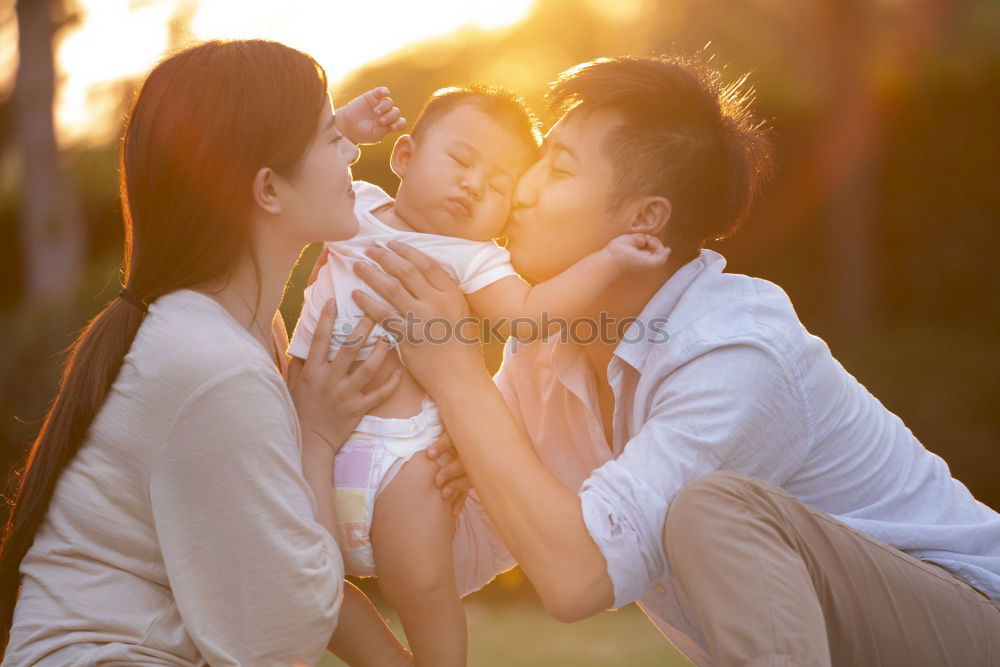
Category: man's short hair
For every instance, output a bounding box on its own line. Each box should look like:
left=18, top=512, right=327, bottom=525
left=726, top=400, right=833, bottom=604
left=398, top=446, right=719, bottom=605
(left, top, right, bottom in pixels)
left=547, top=55, right=774, bottom=249
left=411, top=84, right=541, bottom=153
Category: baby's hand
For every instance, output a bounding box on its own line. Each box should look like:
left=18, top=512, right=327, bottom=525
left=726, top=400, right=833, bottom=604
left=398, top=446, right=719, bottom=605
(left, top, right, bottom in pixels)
left=604, top=233, right=671, bottom=273
left=335, top=87, right=406, bottom=145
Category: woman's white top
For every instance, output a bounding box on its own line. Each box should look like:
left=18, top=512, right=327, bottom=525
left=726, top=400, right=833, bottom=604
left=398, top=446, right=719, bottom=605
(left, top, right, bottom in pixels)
left=288, top=181, right=516, bottom=361
left=5, top=290, right=343, bottom=666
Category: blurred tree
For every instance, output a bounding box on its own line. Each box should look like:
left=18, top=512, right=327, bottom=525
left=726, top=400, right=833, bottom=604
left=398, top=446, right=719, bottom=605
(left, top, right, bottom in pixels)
left=12, top=0, right=84, bottom=304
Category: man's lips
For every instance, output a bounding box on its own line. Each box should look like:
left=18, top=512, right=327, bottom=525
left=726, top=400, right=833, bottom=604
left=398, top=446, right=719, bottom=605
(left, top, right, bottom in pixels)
left=448, top=197, right=473, bottom=218
left=505, top=211, right=525, bottom=234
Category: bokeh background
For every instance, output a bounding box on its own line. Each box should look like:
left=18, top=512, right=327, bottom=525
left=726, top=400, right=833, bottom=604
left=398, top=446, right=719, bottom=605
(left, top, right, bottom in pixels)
left=1, top=0, right=998, bottom=665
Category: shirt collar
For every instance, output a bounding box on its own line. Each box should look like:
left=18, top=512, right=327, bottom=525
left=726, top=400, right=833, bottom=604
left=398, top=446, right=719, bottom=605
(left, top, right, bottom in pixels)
left=611, top=248, right=727, bottom=372
left=526, top=248, right=726, bottom=402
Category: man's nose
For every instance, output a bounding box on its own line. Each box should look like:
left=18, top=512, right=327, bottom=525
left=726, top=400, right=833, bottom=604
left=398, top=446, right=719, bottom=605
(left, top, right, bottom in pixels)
left=512, top=161, right=540, bottom=210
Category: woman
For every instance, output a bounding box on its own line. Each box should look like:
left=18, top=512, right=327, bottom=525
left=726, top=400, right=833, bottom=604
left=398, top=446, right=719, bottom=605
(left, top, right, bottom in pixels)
left=0, top=40, right=463, bottom=665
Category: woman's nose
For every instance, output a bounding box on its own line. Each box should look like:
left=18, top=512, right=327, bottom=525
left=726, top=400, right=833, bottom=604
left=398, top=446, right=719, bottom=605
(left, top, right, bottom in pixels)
left=345, top=141, right=361, bottom=166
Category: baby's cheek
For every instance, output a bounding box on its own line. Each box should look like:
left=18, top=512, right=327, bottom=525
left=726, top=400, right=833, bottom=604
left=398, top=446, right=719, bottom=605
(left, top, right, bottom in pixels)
left=487, top=201, right=514, bottom=236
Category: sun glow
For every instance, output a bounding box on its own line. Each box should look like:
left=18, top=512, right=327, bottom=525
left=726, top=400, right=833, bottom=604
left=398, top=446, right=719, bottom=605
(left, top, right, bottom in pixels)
left=7, top=0, right=537, bottom=146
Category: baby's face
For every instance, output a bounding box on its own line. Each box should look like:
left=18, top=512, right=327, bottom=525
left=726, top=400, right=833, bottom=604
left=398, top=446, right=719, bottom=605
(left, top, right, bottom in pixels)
left=394, top=104, right=535, bottom=241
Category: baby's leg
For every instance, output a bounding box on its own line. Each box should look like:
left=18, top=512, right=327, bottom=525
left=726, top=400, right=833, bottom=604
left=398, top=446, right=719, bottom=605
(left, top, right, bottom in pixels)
left=371, top=453, right=466, bottom=667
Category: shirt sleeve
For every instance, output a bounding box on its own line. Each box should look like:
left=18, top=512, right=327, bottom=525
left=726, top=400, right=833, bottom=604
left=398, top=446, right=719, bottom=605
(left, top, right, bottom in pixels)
left=458, top=242, right=518, bottom=294
left=578, top=343, right=808, bottom=608
left=149, top=365, right=344, bottom=666
left=451, top=488, right=517, bottom=597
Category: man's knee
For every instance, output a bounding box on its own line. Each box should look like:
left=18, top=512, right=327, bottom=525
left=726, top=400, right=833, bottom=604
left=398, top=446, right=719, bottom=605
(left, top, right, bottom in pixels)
left=668, top=471, right=759, bottom=525
left=664, top=471, right=771, bottom=565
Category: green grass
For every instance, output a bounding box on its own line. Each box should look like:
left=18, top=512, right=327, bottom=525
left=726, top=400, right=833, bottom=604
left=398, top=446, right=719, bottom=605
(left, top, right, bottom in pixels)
left=319, top=572, right=692, bottom=666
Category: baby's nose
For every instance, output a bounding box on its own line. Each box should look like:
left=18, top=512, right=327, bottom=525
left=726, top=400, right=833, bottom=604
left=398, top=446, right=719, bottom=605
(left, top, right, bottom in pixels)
left=460, top=177, right=482, bottom=200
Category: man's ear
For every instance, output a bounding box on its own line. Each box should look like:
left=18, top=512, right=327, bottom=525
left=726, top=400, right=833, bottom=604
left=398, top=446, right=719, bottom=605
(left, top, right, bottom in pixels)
left=252, top=167, right=282, bottom=216
left=626, top=196, right=671, bottom=237
left=389, top=134, right=415, bottom=179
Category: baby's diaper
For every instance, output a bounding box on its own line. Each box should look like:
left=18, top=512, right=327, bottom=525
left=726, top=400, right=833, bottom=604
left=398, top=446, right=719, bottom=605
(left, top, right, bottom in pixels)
left=332, top=395, right=444, bottom=576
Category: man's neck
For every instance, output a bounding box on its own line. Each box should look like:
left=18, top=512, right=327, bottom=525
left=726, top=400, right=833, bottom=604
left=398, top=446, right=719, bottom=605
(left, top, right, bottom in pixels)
left=581, top=248, right=696, bottom=383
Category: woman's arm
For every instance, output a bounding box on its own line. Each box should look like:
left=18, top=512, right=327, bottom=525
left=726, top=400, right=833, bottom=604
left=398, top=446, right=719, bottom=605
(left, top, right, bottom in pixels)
left=350, top=241, right=615, bottom=621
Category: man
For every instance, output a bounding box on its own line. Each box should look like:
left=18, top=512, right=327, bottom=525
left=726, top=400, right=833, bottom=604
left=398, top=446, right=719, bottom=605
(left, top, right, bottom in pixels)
left=353, top=56, right=1000, bottom=665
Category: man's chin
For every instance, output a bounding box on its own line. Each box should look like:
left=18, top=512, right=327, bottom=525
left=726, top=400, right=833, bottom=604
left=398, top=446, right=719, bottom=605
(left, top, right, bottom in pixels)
left=508, top=244, right=553, bottom=284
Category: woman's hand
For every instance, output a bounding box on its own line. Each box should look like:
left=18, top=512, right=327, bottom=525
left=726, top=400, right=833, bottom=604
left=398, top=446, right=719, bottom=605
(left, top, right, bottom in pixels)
left=425, top=432, right=472, bottom=518
left=287, top=299, right=401, bottom=455
left=350, top=240, right=486, bottom=395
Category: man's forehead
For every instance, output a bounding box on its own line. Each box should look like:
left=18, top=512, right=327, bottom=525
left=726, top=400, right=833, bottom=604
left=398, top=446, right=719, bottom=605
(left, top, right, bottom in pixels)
left=543, top=107, right=620, bottom=154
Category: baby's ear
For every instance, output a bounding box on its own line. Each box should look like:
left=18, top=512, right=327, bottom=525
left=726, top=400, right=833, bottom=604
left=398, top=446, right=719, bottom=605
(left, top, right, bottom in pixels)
left=389, top=134, right=415, bottom=179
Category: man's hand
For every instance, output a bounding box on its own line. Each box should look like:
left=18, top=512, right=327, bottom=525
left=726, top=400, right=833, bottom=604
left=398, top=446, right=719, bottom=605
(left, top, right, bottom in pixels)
left=350, top=240, right=484, bottom=395
left=335, top=87, right=406, bottom=145
left=425, top=432, right=472, bottom=517
left=603, top=233, right=671, bottom=274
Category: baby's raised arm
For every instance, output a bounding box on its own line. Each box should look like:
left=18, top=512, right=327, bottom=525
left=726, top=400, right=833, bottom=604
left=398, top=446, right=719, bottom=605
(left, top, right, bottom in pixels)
left=466, top=233, right=670, bottom=340
left=335, top=87, right=406, bottom=146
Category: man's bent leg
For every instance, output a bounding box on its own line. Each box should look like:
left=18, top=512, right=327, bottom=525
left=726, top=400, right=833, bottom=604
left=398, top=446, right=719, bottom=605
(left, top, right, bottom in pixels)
left=664, top=470, right=1000, bottom=666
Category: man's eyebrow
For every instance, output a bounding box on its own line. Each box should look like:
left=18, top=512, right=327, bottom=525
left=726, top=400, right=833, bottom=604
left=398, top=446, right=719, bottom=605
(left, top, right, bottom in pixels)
left=541, top=137, right=577, bottom=160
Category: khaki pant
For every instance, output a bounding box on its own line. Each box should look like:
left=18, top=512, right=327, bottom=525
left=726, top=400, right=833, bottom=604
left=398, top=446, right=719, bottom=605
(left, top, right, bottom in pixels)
left=664, top=471, right=1000, bottom=666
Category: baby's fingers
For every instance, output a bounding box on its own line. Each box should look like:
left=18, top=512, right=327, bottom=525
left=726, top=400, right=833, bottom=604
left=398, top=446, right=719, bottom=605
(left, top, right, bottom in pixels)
left=374, top=96, right=395, bottom=116
left=644, top=235, right=671, bottom=262
left=378, top=107, right=402, bottom=127
left=361, top=87, right=390, bottom=108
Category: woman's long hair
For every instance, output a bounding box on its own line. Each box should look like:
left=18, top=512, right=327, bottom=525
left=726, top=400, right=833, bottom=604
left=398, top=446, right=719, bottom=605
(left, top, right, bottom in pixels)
left=0, top=40, right=329, bottom=652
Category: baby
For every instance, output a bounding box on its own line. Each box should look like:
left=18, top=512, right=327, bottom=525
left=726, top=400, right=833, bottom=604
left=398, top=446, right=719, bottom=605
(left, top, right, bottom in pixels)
left=290, top=86, right=669, bottom=665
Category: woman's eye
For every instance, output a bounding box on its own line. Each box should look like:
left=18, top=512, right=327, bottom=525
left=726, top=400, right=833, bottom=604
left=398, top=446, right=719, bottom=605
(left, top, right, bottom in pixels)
left=451, top=155, right=469, bottom=167
left=550, top=165, right=571, bottom=178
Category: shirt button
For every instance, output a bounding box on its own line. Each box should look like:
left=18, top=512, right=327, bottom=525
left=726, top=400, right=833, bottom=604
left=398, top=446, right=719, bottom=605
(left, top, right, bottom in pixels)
left=653, top=583, right=666, bottom=595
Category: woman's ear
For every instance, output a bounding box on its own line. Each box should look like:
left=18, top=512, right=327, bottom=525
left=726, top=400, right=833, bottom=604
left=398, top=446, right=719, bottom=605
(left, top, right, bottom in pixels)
left=627, top=196, right=671, bottom=237
left=389, top=134, right=415, bottom=179
left=252, top=167, right=282, bottom=216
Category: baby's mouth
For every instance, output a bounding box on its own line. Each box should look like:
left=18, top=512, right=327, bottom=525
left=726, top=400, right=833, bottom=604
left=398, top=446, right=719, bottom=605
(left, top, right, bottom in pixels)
left=448, top=197, right=473, bottom=218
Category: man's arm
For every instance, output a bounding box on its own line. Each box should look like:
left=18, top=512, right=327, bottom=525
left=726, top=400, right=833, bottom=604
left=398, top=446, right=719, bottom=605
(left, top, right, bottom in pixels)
left=350, top=241, right=615, bottom=621
left=351, top=240, right=808, bottom=621
left=431, top=370, right=616, bottom=621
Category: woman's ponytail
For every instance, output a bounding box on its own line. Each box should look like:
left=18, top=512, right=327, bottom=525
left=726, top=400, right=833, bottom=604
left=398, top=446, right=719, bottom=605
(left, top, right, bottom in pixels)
left=0, top=297, right=145, bottom=648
